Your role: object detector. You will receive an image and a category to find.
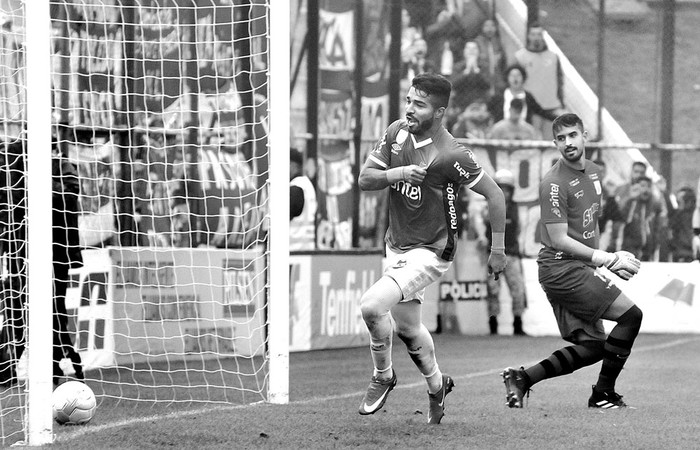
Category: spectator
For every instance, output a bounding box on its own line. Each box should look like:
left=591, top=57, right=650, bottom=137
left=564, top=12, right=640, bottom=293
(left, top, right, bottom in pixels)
left=668, top=186, right=696, bottom=262
left=290, top=148, right=317, bottom=250
left=487, top=64, right=558, bottom=125
left=592, top=159, right=624, bottom=252
left=487, top=97, right=541, bottom=141
left=655, top=175, right=674, bottom=261
left=513, top=23, right=564, bottom=135
left=611, top=161, right=667, bottom=253
left=402, top=38, right=435, bottom=83
left=451, top=67, right=492, bottom=114
left=452, top=41, right=487, bottom=77
left=694, top=177, right=700, bottom=259
left=620, top=176, right=663, bottom=261
left=478, top=169, right=528, bottom=336
left=400, top=7, right=421, bottom=60
left=474, top=18, right=507, bottom=96
left=450, top=96, right=493, bottom=139
left=424, top=0, right=487, bottom=72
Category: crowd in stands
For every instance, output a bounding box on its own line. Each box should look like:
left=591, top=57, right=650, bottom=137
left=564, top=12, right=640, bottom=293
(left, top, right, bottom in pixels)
left=400, top=1, right=699, bottom=264
left=400, top=1, right=564, bottom=142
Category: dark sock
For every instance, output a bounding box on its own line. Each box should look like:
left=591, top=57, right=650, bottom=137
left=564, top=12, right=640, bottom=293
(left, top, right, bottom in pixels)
left=524, top=340, right=605, bottom=387
left=596, top=305, right=643, bottom=392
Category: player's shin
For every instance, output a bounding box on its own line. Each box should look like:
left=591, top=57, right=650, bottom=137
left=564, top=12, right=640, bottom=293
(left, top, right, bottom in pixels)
left=363, top=310, right=394, bottom=378
left=596, top=305, right=643, bottom=392
left=398, top=325, right=442, bottom=393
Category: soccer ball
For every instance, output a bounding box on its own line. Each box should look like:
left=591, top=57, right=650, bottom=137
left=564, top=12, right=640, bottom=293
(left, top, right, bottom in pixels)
left=52, top=381, right=97, bottom=425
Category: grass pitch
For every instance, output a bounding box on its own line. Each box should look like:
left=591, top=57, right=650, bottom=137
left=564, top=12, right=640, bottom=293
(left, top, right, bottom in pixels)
left=50, top=333, right=700, bottom=449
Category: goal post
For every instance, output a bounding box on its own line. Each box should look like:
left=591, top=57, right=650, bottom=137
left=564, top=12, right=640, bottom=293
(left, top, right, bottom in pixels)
left=25, top=0, right=55, bottom=446
left=267, top=0, right=290, bottom=405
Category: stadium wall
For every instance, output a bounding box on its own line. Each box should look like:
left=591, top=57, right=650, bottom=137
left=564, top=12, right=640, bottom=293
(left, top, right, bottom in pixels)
left=434, top=247, right=700, bottom=336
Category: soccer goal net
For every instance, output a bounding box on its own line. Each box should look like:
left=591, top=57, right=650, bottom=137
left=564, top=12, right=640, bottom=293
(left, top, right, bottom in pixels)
left=0, top=0, right=288, bottom=445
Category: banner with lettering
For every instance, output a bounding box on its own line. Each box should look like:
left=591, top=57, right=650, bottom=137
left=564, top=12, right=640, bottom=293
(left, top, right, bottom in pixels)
left=290, top=252, right=382, bottom=351
left=358, top=0, right=391, bottom=248
left=316, top=1, right=356, bottom=249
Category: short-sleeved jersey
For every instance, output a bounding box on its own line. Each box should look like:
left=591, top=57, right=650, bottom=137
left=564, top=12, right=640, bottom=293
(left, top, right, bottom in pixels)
left=367, top=120, right=484, bottom=261
left=538, top=159, right=603, bottom=266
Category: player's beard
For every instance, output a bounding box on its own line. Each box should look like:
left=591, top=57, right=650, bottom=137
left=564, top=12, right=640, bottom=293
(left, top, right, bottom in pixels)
left=406, top=115, right=432, bottom=136
left=563, top=146, right=583, bottom=162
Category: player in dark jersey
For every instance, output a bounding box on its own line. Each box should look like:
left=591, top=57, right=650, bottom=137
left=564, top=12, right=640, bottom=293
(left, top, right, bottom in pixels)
left=501, top=113, right=643, bottom=409
left=357, top=73, right=507, bottom=424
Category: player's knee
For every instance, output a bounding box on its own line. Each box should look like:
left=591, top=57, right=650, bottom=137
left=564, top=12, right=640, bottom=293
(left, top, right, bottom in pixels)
left=360, top=299, right=380, bottom=322
left=618, top=304, right=643, bottom=327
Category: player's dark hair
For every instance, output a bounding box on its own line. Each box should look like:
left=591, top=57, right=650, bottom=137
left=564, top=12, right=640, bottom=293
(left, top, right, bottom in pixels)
left=411, top=73, right=452, bottom=109
left=551, top=113, right=584, bottom=137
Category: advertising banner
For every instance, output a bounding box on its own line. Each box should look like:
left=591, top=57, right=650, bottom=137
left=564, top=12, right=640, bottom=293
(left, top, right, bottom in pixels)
left=290, top=251, right=382, bottom=352
left=66, top=247, right=266, bottom=369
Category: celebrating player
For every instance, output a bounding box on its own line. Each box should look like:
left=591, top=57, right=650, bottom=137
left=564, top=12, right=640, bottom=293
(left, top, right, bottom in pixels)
left=357, top=73, right=507, bottom=424
left=501, top=113, right=643, bottom=409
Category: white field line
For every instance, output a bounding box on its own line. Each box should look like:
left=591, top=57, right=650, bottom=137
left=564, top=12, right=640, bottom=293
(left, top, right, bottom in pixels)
left=53, top=336, right=700, bottom=443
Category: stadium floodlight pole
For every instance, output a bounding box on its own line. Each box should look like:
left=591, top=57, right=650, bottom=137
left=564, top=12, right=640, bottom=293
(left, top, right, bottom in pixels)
left=25, top=0, right=55, bottom=445
left=267, top=0, right=290, bottom=405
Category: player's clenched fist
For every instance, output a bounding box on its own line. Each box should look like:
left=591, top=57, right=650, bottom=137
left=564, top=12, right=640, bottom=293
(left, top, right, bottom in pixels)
left=385, top=164, right=427, bottom=186
left=488, top=249, right=507, bottom=281
left=403, top=164, right=427, bottom=185
left=592, top=250, right=641, bottom=280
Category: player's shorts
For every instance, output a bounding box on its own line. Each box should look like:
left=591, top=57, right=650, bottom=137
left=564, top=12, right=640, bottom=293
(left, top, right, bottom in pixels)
left=538, top=258, right=621, bottom=343
left=384, top=245, right=451, bottom=303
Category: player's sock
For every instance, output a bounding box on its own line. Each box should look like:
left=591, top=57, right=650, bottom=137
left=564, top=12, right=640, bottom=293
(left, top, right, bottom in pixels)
left=398, top=324, right=442, bottom=393
left=367, top=313, right=394, bottom=380
left=524, top=340, right=605, bottom=386
left=596, top=305, right=643, bottom=392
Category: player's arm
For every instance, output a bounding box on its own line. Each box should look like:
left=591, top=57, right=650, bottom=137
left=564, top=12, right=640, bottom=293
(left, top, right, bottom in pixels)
left=546, top=222, right=640, bottom=280
left=471, top=172, right=507, bottom=278
left=358, top=158, right=426, bottom=191
left=545, top=222, right=599, bottom=260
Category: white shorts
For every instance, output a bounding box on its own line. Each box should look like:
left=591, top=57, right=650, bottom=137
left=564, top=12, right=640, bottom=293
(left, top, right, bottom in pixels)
left=384, top=246, right=452, bottom=303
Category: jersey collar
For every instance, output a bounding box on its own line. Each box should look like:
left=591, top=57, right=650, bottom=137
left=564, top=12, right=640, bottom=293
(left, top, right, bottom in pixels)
left=411, top=133, right=433, bottom=149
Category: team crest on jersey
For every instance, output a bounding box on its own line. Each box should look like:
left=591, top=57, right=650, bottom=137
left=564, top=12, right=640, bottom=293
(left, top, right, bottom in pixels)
left=396, top=129, right=409, bottom=144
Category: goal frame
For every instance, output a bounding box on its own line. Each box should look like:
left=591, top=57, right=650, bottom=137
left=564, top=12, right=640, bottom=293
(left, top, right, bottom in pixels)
left=23, top=1, right=290, bottom=445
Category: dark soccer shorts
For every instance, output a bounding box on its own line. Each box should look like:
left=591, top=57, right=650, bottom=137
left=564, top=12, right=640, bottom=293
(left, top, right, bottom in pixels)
left=538, top=259, right=622, bottom=342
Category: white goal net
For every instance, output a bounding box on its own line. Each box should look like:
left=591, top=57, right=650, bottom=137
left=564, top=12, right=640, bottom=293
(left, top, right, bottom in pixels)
left=0, top=0, right=288, bottom=445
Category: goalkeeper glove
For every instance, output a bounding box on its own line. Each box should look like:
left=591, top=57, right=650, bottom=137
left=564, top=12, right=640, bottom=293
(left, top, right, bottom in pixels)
left=592, top=250, right=641, bottom=280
